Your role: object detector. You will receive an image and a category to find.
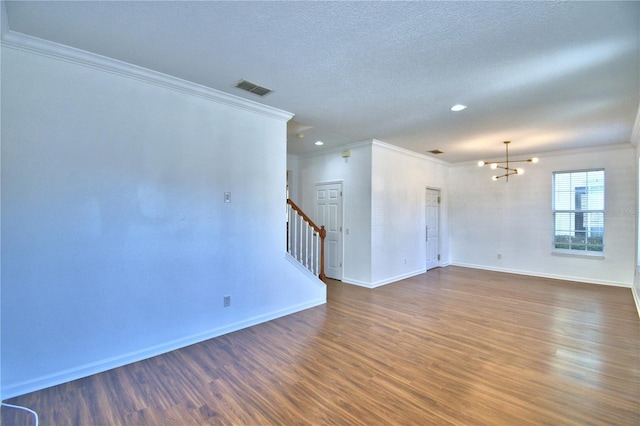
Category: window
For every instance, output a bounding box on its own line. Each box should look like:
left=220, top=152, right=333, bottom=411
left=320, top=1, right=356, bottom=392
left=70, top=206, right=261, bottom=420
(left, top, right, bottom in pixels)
left=553, top=169, right=604, bottom=253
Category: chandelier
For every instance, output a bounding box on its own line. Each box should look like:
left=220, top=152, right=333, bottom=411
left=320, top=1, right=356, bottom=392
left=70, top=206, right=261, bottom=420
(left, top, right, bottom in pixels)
left=478, top=141, right=539, bottom=181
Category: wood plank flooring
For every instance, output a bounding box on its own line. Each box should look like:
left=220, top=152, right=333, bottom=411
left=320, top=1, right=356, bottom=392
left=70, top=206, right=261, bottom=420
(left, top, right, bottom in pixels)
left=2, top=266, right=639, bottom=425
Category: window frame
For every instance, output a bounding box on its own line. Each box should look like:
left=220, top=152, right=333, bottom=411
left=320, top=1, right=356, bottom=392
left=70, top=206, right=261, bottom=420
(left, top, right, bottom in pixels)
left=552, top=168, right=605, bottom=256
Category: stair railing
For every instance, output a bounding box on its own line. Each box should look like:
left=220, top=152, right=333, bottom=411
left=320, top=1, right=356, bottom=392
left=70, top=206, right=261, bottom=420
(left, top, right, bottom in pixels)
left=287, top=199, right=326, bottom=282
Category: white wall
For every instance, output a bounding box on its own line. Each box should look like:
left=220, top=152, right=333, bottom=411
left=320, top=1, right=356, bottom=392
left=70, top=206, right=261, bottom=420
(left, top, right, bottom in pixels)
left=294, top=140, right=450, bottom=288
left=449, top=144, right=636, bottom=287
left=297, top=142, right=373, bottom=284
left=633, top=114, right=640, bottom=316
left=371, top=141, right=449, bottom=286
left=1, top=37, right=325, bottom=398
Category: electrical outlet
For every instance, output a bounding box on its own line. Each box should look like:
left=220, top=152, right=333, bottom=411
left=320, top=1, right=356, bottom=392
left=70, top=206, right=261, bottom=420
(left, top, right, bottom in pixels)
left=223, top=295, right=231, bottom=307
left=403, top=258, right=407, bottom=264
left=497, top=254, right=502, bottom=260
left=224, top=192, right=231, bottom=203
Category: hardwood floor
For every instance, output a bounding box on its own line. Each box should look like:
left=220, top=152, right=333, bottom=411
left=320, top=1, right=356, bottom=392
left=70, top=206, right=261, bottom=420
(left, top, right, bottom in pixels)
left=2, top=266, right=639, bottom=425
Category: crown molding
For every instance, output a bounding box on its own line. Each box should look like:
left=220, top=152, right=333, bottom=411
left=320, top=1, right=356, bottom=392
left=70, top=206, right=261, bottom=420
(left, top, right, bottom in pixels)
left=371, top=139, right=450, bottom=166
left=0, top=30, right=293, bottom=122
left=295, top=138, right=451, bottom=165
left=293, top=139, right=374, bottom=159
left=451, top=142, right=635, bottom=168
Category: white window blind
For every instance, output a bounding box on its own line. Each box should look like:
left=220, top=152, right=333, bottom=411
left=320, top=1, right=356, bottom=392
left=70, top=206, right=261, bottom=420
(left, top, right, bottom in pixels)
left=553, top=169, right=604, bottom=252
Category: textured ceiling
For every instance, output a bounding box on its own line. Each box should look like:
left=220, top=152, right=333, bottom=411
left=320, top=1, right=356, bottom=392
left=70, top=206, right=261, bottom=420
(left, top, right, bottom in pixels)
left=3, top=1, right=639, bottom=162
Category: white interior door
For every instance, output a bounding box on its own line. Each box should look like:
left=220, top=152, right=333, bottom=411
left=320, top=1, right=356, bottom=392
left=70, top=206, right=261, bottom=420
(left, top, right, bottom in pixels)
left=426, top=188, right=440, bottom=271
left=315, top=182, right=343, bottom=280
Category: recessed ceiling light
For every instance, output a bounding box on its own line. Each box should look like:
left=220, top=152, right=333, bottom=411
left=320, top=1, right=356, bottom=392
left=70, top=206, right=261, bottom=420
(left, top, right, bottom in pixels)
left=315, top=141, right=324, bottom=146
left=450, top=104, right=467, bottom=112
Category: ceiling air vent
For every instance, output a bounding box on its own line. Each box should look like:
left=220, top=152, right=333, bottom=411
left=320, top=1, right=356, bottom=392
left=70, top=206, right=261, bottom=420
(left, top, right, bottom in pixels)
left=235, top=79, right=272, bottom=97
left=428, top=149, right=444, bottom=154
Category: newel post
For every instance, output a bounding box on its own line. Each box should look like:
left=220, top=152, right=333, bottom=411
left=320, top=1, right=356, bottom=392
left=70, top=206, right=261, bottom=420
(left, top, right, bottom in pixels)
left=319, top=225, right=327, bottom=282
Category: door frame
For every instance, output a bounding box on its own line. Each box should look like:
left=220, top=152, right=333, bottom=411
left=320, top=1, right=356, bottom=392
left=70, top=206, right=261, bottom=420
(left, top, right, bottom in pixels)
left=314, top=180, right=344, bottom=280
left=425, top=186, right=441, bottom=270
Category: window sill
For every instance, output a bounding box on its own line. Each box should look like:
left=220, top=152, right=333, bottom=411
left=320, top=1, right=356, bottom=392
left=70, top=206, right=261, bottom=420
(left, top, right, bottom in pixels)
left=551, top=250, right=604, bottom=260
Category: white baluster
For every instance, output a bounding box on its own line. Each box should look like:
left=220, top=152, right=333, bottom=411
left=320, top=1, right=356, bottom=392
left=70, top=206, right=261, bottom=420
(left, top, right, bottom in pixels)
left=307, top=223, right=312, bottom=269
left=298, top=215, right=303, bottom=263
left=315, top=231, right=320, bottom=275
left=302, top=220, right=307, bottom=267
left=310, top=229, right=315, bottom=275
left=287, top=205, right=292, bottom=255
left=293, top=209, right=298, bottom=259
left=317, top=231, right=321, bottom=275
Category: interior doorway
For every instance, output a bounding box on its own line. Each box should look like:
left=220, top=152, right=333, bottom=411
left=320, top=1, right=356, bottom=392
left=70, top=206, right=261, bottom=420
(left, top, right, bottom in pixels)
left=425, top=188, right=440, bottom=271
left=315, top=182, right=343, bottom=280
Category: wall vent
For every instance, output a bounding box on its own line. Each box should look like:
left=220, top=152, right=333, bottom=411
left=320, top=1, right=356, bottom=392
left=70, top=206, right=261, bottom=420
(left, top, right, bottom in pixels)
left=235, top=79, right=272, bottom=96
left=428, top=149, right=444, bottom=154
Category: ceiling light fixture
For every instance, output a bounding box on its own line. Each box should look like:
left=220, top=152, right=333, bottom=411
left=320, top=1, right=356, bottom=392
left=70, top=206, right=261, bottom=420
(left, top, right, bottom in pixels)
left=478, top=141, right=539, bottom=182
left=450, top=104, right=467, bottom=112
left=315, top=141, right=324, bottom=146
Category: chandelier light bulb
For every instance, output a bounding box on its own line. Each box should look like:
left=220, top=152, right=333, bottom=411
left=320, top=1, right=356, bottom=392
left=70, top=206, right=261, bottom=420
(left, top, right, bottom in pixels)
left=479, top=141, right=539, bottom=182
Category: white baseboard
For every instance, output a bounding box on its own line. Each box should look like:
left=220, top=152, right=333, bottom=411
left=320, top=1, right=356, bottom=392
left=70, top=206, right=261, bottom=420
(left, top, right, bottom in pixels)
left=451, top=262, right=632, bottom=288
left=1, top=298, right=325, bottom=400
left=370, top=269, right=427, bottom=288
left=341, top=277, right=373, bottom=288
left=343, top=269, right=426, bottom=289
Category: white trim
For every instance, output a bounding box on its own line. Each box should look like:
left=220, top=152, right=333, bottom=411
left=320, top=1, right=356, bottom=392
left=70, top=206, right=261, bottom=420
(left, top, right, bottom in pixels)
left=451, top=262, right=632, bottom=288
left=370, top=269, right=427, bottom=288
left=341, top=277, right=375, bottom=288
left=372, top=139, right=450, bottom=165
left=551, top=250, right=604, bottom=260
left=315, top=179, right=344, bottom=186
left=452, top=142, right=635, bottom=168
left=298, top=139, right=373, bottom=159
left=343, top=269, right=426, bottom=289
left=299, top=138, right=451, bottom=165
left=0, top=31, right=293, bottom=122
left=1, top=294, right=325, bottom=399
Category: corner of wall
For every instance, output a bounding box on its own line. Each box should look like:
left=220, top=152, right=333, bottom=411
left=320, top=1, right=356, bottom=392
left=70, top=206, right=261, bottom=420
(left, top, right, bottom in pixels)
left=633, top=276, right=640, bottom=319
left=635, top=124, right=640, bottom=318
